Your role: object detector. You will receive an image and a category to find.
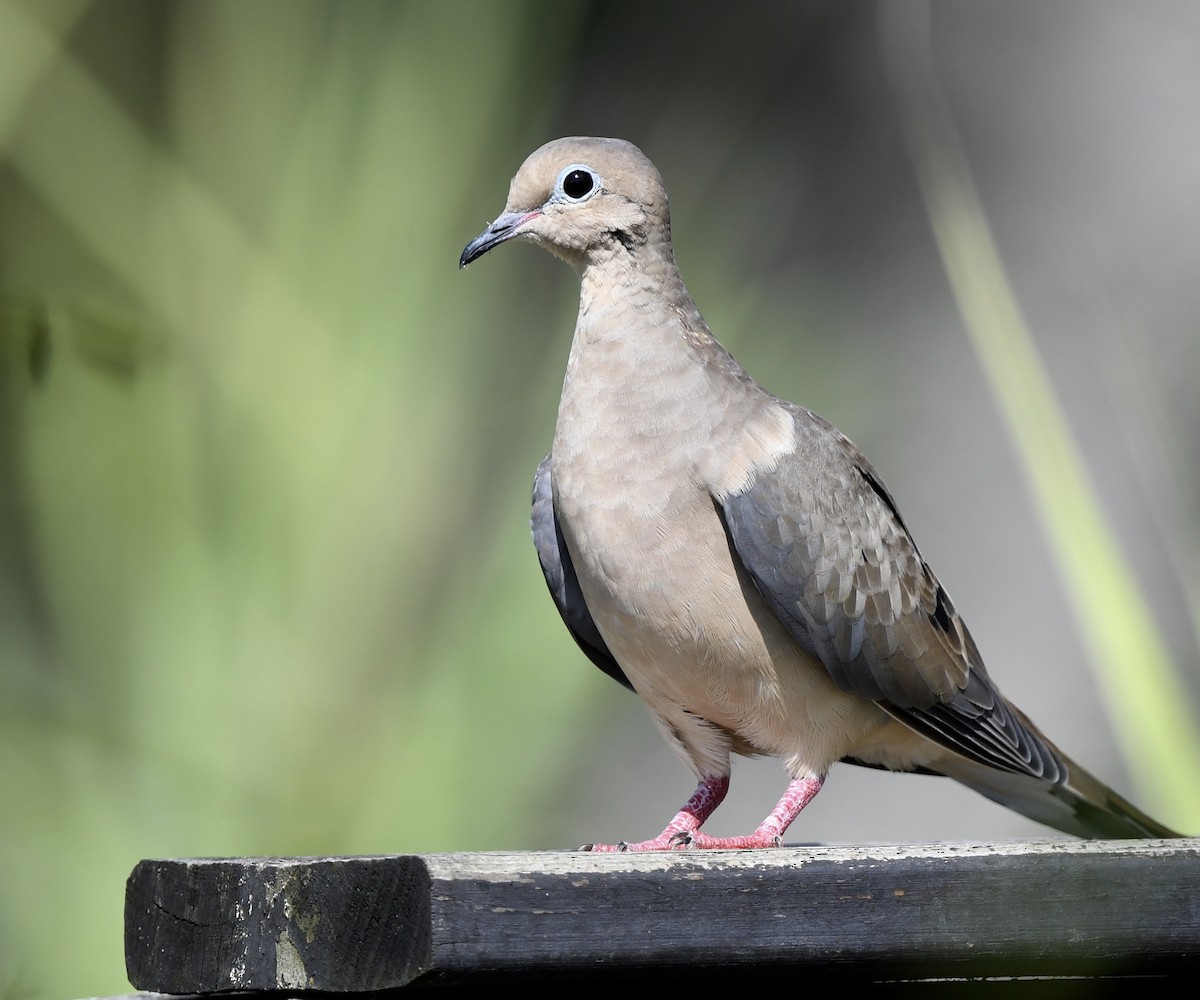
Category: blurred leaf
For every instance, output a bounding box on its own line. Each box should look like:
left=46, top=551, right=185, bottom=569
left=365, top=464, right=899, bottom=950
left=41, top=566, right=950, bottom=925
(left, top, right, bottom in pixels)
left=882, top=0, right=1200, bottom=828
left=1, top=294, right=164, bottom=384
left=0, top=296, right=52, bottom=386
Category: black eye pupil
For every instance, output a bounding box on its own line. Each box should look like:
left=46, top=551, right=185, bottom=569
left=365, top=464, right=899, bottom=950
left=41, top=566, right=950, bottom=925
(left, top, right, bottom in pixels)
left=563, top=169, right=594, bottom=199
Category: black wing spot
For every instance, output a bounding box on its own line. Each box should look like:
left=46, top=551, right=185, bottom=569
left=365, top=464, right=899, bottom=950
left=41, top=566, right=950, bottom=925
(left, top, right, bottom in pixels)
left=929, top=584, right=953, bottom=633
left=857, top=464, right=911, bottom=535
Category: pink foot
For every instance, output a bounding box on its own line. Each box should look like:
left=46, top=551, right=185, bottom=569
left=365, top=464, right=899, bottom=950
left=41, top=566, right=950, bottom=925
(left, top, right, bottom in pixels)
left=582, top=774, right=825, bottom=851
left=582, top=775, right=729, bottom=852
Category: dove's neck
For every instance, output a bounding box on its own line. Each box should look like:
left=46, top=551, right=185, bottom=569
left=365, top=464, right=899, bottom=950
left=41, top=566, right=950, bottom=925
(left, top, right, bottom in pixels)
left=554, top=249, right=793, bottom=498
left=570, top=249, right=720, bottom=395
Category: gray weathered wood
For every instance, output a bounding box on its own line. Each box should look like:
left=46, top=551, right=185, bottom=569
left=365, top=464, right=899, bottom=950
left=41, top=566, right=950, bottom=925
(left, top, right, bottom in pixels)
left=125, top=840, right=1200, bottom=991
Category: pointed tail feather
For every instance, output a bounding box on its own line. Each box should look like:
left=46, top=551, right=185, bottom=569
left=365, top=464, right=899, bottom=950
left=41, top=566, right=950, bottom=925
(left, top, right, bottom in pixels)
left=943, top=751, right=1184, bottom=839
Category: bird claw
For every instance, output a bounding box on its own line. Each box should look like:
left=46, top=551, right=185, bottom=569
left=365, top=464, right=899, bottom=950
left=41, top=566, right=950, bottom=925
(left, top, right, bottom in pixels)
left=581, top=827, right=793, bottom=850
left=580, top=827, right=788, bottom=851
left=578, top=835, right=693, bottom=852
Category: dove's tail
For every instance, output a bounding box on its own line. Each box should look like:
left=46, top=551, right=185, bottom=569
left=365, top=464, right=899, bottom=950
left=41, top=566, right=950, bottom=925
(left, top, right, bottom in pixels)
left=941, top=748, right=1184, bottom=839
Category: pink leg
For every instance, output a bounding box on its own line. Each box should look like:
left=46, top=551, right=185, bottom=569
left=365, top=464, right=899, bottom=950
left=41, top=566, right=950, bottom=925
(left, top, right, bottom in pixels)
left=682, top=774, right=825, bottom=849
left=583, top=775, right=730, bottom=852
left=583, top=773, right=825, bottom=852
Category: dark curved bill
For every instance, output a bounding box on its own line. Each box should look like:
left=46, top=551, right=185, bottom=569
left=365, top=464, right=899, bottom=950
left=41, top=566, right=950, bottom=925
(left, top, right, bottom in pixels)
left=459, top=210, right=542, bottom=268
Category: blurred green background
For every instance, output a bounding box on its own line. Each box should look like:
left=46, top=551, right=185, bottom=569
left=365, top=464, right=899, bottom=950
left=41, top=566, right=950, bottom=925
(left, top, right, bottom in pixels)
left=2, top=1, right=1198, bottom=996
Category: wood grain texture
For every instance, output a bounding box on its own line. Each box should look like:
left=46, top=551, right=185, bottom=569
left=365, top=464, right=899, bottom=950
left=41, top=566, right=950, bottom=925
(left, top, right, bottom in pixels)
left=125, top=840, right=1200, bottom=990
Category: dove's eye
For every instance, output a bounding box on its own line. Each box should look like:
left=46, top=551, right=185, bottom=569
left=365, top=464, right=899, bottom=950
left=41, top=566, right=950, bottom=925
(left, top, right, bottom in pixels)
left=558, top=165, right=598, bottom=202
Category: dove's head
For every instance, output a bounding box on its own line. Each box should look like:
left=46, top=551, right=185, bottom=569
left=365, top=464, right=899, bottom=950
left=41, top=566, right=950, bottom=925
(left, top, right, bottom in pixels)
left=459, top=137, right=671, bottom=271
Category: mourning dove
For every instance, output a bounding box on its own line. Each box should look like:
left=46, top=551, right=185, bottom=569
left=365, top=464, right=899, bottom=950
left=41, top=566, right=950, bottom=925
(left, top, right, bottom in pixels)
left=460, top=136, right=1183, bottom=849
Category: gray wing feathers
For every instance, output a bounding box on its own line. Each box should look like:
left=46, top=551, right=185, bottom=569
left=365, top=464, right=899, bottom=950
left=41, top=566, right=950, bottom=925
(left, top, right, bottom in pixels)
left=531, top=455, right=632, bottom=690
left=718, top=405, right=1065, bottom=781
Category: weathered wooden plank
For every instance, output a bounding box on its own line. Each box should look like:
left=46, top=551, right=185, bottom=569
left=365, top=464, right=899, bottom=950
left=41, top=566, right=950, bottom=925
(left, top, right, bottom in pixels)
left=125, top=840, right=1200, bottom=991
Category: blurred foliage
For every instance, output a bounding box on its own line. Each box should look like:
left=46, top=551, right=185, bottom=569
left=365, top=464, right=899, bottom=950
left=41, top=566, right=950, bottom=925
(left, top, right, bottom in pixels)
left=1, top=2, right=1198, bottom=997
left=1, top=1, right=599, bottom=993
left=881, top=4, right=1200, bottom=809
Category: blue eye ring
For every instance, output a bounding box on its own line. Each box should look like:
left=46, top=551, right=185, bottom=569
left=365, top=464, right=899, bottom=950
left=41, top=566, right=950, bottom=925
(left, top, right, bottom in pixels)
left=556, top=164, right=600, bottom=202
